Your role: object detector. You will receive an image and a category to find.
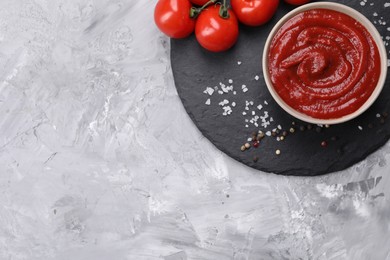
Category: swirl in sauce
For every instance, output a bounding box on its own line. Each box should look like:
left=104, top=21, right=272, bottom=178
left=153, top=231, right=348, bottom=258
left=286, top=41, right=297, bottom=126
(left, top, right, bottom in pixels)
left=268, top=9, right=381, bottom=119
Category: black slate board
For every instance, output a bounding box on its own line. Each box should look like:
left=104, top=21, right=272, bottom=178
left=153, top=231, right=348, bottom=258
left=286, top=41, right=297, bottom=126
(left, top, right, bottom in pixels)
left=171, top=0, right=390, bottom=176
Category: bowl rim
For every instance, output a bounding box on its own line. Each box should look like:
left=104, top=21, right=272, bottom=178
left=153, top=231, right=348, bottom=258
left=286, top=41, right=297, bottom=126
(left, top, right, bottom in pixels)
left=262, top=2, right=388, bottom=125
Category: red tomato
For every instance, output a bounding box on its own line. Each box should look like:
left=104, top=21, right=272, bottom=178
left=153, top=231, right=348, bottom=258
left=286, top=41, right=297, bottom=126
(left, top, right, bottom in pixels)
left=284, top=0, right=310, bottom=5
left=189, top=0, right=209, bottom=6
left=195, top=5, right=239, bottom=52
left=231, top=0, right=279, bottom=26
left=154, top=0, right=195, bottom=38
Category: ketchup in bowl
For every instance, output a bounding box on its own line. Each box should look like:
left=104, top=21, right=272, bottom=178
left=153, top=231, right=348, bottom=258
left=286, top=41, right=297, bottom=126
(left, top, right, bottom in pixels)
left=267, top=8, right=381, bottom=120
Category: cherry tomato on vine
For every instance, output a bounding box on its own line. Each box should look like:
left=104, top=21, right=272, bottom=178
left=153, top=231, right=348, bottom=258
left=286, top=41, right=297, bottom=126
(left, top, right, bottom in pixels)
left=195, top=5, right=239, bottom=52
left=231, top=0, right=279, bottom=26
left=189, top=0, right=209, bottom=6
left=154, top=0, right=195, bottom=38
left=284, top=0, right=310, bottom=5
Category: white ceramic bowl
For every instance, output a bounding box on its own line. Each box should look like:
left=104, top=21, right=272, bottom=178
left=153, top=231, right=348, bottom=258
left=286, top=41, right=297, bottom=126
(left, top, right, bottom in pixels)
left=262, top=2, right=388, bottom=125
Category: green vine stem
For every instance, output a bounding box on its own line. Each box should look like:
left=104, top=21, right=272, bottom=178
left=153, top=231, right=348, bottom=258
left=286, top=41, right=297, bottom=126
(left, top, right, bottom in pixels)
left=190, top=0, right=217, bottom=19
left=219, top=0, right=230, bottom=19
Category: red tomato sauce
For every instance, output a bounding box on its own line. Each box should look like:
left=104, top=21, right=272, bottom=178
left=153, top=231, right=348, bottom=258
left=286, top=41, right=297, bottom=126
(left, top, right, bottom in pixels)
left=268, top=9, right=381, bottom=119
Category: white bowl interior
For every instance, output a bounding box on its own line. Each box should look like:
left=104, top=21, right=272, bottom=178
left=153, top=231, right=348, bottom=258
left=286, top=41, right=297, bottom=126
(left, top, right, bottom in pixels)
left=262, top=2, right=388, bottom=125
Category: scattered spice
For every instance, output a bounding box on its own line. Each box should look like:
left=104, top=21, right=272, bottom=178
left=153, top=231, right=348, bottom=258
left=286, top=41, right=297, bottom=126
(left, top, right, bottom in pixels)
left=241, top=145, right=246, bottom=151
left=307, top=124, right=313, bottom=130
left=299, top=125, right=306, bottom=131
left=275, top=149, right=281, bottom=155
left=258, top=131, right=265, bottom=138
left=289, top=127, right=295, bottom=133
left=253, top=141, right=259, bottom=148
left=321, top=141, right=328, bottom=147
left=244, top=143, right=251, bottom=149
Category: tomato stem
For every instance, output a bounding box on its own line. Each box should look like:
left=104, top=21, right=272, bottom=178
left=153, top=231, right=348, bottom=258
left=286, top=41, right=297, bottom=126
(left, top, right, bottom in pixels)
left=190, top=0, right=217, bottom=19
left=219, top=0, right=229, bottom=19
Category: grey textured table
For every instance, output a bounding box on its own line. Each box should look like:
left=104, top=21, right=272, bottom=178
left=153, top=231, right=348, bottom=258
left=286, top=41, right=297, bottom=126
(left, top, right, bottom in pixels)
left=0, top=0, right=389, bottom=259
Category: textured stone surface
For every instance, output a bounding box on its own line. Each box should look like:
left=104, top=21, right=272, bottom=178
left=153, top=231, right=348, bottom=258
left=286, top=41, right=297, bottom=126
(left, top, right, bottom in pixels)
left=0, top=0, right=389, bottom=259
left=172, top=0, right=390, bottom=175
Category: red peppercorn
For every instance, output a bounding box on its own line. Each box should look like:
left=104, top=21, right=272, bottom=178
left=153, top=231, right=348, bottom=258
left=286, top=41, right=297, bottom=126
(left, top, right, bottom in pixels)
left=321, top=141, right=327, bottom=147
left=253, top=141, right=259, bottom=148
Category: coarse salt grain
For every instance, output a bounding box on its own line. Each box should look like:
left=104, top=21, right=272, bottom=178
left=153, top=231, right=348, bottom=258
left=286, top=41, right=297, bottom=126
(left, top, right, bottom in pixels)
left=205, top=99, right=211, bottom=105
left=262, top=121, right=270, bottom=128
left=237, top=61, right=242, bottom=65
left=358, top=126, right=363, bottom=131
left=232, top=102, right=236, bottom=107
left=203, top=87, right=215, bottom=95
left=255, top=75, right=260, bottom=80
